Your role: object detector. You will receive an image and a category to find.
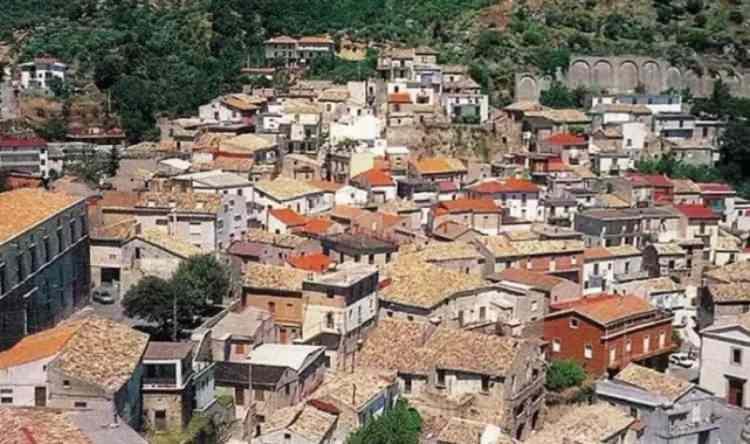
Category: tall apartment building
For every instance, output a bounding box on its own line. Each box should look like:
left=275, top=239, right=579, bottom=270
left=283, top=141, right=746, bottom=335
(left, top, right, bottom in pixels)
left=0, top=188, right=90, bottom=350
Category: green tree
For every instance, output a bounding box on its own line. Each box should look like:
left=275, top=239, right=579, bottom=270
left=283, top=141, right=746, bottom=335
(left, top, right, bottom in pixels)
left=106, top=146, right=120, bottom=177
left=540, top=81, right=577, bottom=109
left=545, top=359, right=586, bottom=392
left=718, top=121, right=750, bottom=186
left=346, top=399, right=421, bottom=444
left=122, top=276, right=200, bottom=340
left=47, top=77, right=72, bottom=100
left=36, top=117, right=68, bottom=142
left=172, top=254, right=231, bottom=306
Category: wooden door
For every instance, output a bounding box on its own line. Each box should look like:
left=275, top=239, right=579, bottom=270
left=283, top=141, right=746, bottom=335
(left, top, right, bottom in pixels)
left=34, top=386, right=46, bottom=407
left=728, top=377, right=745, bottom=407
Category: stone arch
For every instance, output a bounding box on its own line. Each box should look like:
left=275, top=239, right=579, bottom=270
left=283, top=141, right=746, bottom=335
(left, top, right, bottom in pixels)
left=517, top=75, right=538, bottom=101
left=593, top=60, right=614, bottom=91
left=618, top=61, right=639, bottom=92
left=684, top=70, right=702, bottom=97
left=641, top=61, right=662, bottom=94
left=665, top=67, right=683, bottom=92
left=568, top=60, right=591, bottom=89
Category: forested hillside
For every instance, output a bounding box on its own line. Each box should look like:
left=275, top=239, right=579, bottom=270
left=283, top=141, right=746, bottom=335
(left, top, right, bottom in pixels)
left=3, top=0, right=750, bottom=140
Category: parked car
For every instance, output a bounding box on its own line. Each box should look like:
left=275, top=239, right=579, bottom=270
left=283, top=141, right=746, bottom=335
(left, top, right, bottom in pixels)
left=669, top=352, right=696, bottom=368
left=92, top=285, right=117, bottom=304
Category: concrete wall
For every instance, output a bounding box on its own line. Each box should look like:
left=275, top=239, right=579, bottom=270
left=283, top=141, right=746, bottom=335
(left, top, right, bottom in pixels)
left=700, top=330, right=750, bottom=408
left=516, top=55, right=750, bottom=100
left=0, top=357, right=52, bottom=406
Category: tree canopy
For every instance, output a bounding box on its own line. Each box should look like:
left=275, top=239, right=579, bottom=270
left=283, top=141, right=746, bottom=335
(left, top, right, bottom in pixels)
left=346, top=399, right=422, bottom=444
left=545, top=359, right=586, bottom=392
left=172, top=254, right=231, bottom=306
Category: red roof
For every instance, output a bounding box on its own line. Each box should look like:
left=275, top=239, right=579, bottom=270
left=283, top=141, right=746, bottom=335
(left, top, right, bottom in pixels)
left=625, top=173, right=673, bottom=188
left=293, top=217, right=334, bottom=237
left=547, top=157, right=569, bottom=172
left=436, top=198, right=500, bottom=214
left=287, top=253, right=333, bottom=273
left=543, top=133, right=586, bottom=146
left=674, top=204, right=720, bottom=220
left=352, top=168, right=395, bottom=187
left=269, top=208, right=308, bottom=226
left=698, top=182, right=735, bottom=194
left=388, top=93, right=412, bottom=104
left=550, top=293, right=655, bottom=325
left=470, top=178, right=539, bottom=194
left=0, top=137, right=47, bottom=149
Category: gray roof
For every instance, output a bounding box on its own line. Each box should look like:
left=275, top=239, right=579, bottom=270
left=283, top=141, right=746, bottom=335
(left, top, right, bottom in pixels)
left=68, top=409, right=148, bottom=444
left=195, top=172, right=252, bottom=188
left=210, top=308, right=270, bottom=340
left=143, top=341, right=193, bottom=361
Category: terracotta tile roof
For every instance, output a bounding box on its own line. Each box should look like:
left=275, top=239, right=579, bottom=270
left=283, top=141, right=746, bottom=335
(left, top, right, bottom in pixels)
left=615, top=363, right=692, bottom=401
left=298, top=35, right=334, bottom=44
left=399, top=241, right=482, bottom=263
left=591, top=103, right=652, bottom=114
left=436, top=198, right=501, bottom=214
left=0, top=323, right=81, bottom=369
left=432, top=221, right=474, bottom=240
left=436, top=418, right=509, bottom=444
left=330, top=205, right=368, bottom=222
left=380, top=256, right=488, bottom=308
left=469, top=177, right=539, bottom=194
left=479, top=237, right=584, bottom=257
left=708, top=282, right=750, bottom=303
left=219, top=133, right=276, bottom=154
left=697, top=182, right=735, bottom=194
left=0, top=189, right=82, bottom=244
left=547, top=157, right=570, bottom=172
left=524, top=109, right=590, bottom=123
left=260, top=402, right=337, bottom=441
left=221, top=93, right=266, bottom=111
left=584, top=245, right=640, bottom=260
left=413, top=157, right=466, bottom=175
left=583, top=246, right=613, bottom=260
left=243, top=263, right=308, bottom=291
left=244, top=228, right=309, bottom=248
left=388, top=92, right=412, bottom=104
left=269, top=208, right=308, bottom=227
left=318, top=88, right=349, bottom=102
left=492, top=268, right=566, bottom=292
left=292, top=217, right=335, bottom=237
left=704, top=261, right=750, bottom=284
left=674, top=204, right=719, bottom=220
left=379, top=198, right=419, bottom=214
left=255, top=177, right=322, bottom=201
left=543, top=132, right=587, bottom=146
left=525, top=403, right=634, bottom=444
left=314, top=369, right=397, bottom=413
left=359, top=318, right=522, bottom=377
left=0, top=407, right=91, bottom=444
left=504, top=101, right=547, bottom=112
left=351, top=168, right=395, bottom=188
left=90, top=218, right=138, bottom=241
left=306, top=179, right=343, bottom=193
left=625, top=173, right=673, bottom=188
left=671, top=179, right=701, bottom=194
left=265, top=35, right=297, bottom=44
left=551, top=293, right=656, bottom=325
left=138, top=229, right=202, bottom=258
left=143, top=341, right=193, bottom=361
left=651, top=242, right=686, bottom=256
left=287, top=253, right=333, bottom=272
left=51, top=317, right=149, bottom=393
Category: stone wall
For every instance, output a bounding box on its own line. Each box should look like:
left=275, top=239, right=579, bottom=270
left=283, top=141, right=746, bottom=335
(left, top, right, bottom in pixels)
left=515, top=55, right=750, bottom=101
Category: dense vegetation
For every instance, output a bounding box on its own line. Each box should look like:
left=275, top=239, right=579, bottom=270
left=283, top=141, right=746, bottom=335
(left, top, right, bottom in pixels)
left=5, top=0, right=750, bottom=141
left=346, top=399, right=422, bottom=444
left=545, top=359, right=586, bottom=392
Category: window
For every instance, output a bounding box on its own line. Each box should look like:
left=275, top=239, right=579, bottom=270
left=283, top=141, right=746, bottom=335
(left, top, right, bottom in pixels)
left=732, top=348, right=743, bottom=366
left=326, top=312, right=334, bottom=329
left=135, top=248, right=141, bottom=260
left=44, top=237, right=50, bottom=263
left=626, top=339, right=632, bottom=353
left=16, top=253, right=24, bottom=283
left=531, top=300, right=538, bottom=312
left=268, top=302, right=275, bottom=313
left=69, top=219, right=76, bottom=241
left=284, top=384, right=290, bottom=396
left=436, top=369, right=446, bottom=387
left=0, top=264, right=5, bottom=295
left=643, top=335, right=651, bottom=353
left=479, top=306, right=486, bottom=321
left=63, top=380, right=71, bottom=389
left=659, top=331, right=666, bottom=348
left=404, top=376, right=412, bottom=393
left=74, top=401, right=87, bottom=408
left=29, top=246, right=37, bottom=273
left=284, top=433, right=291, bottom=442
left=552, top=339, right=561, bottom=352
left=0, top=396, right=11, bottom=404
left=481, top=375, right=490, bottom=393
left=255, top=389, right=265, bottom=401
left=584, top=344, right=593, bottom=359
left=235, top=343, right=246, bottom=354
left=610, top=348, right=616, bottom=365
left=569, top=318, right=579, bottom=329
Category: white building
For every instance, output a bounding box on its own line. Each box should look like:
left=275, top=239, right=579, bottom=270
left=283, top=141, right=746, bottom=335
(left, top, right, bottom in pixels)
left=253, top=177, right=329, bottom=228
left=699, top=313, right=750, bottom=409
left=19, top=58, right=67, bottom=90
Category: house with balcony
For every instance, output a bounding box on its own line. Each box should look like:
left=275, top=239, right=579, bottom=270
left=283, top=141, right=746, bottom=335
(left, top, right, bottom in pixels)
left=301, top=264, right=379, bottom=370
left=544, top=293, right=674, bottom=377
left=595, top=363, right=724, bottom=444
left=19, top=57, right=67, bottom=90
left=582, top=245, right=644, bottom=295
left=575, top=209, right=643, bottom=248
left=430, top=198, right=504, bottom=236
left=409, top=156, right=467, bottom=186
left=652, top=112, right=696, bottom=140
left=359, top=318, right=546, bottom=441
left=142, top=341, right=215, bottom=432
left=674, top=204, right=720, bottom=248
left=263, top=35, right=334, bottom=64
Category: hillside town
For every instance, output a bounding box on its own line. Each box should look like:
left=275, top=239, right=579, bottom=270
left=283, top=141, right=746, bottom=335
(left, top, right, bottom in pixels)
left=3, top=34, right=750, bottom=444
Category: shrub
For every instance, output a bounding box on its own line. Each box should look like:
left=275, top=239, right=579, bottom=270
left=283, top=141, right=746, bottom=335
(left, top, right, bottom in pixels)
left=546, top=359, right=586, bottom=392
left=730, top=10, right=744, bottom=24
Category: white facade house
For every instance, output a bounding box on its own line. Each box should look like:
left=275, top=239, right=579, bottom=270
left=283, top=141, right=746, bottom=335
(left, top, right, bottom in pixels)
left=441, top=93, right=490, bottom=123
left=253, top=177, right=329, bottom=228
left=19, top=58, right=67, bottom=90
left=699, top=315, right=750, bottom=409
left=330, top=114, right=381, bottom=146
left=334, top=185, right=369, bottom=207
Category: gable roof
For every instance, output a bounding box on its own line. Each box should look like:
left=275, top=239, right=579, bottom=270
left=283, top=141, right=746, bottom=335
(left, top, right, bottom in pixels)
left=491, top=268, right=567, bottom=292
left=287, top=253, right=333, bottom=273
left=413, top=157, right=466, bottom=175
left=0, top=407, right=92, bottom=444
left=269, top=208, right=308, bottom=227
left=260, top=402, right=337, bottom=441
left=615, top=363, right=692, bottom=401
left=543, top=132, right=587, bottom=146
left=469, top=177, right=539, bottom=194
left=436, top=198, right=501, bottom=214
left=0, top=323, right=81, bottom=369
left=50, top=317, right=149, bottom=393
left=674, top=204, right=720, bottom=220
left=255, top=177, right=322, bottom=201
left=525, top=404, right=634, bottom=444
left=137, top=229, right=202, bottom=259
left=248, top=344, right=325, bottom=371
left=243, top=263, right=308, bottom=291
left=0, top=189, right=82, bottom=245
left=550, top=294, right=657, bottom=325
left=351, top=168, right=395, bottom=188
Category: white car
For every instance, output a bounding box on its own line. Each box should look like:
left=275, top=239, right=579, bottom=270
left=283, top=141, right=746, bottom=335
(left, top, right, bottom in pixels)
left=669, top=352, right=696, bottom=368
